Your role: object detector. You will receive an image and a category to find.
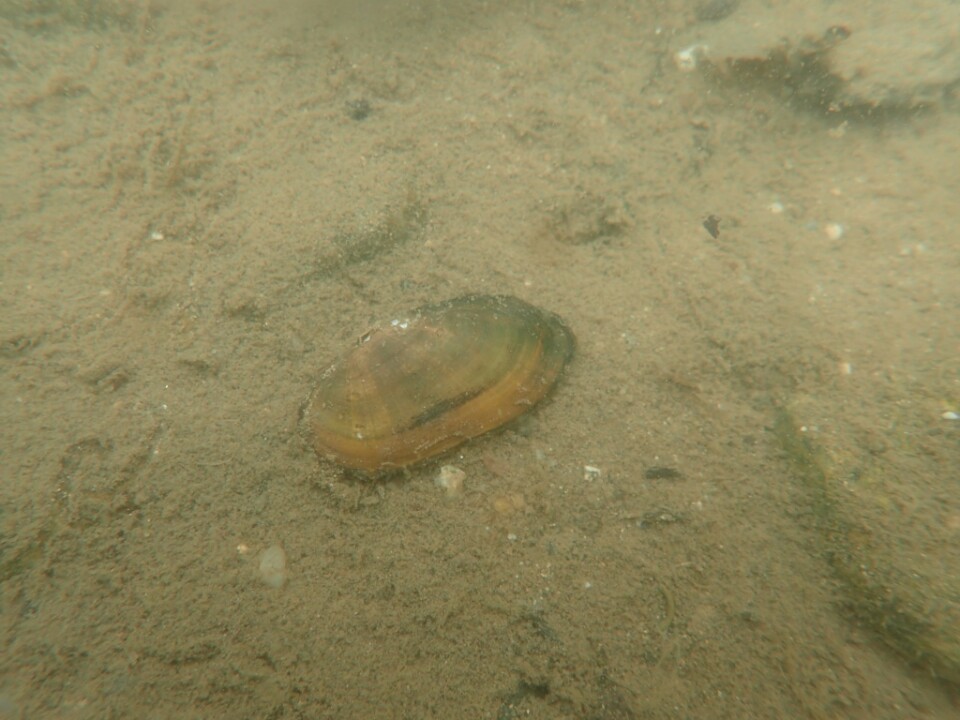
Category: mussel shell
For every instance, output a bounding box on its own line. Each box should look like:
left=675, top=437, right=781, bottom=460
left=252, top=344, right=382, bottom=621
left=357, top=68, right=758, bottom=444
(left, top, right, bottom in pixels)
left=306, top=294, right=574, bottom=473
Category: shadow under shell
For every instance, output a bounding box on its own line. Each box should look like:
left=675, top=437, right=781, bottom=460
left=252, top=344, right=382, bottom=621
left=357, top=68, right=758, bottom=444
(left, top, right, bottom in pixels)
left=305, top=294, right=575, bottom=473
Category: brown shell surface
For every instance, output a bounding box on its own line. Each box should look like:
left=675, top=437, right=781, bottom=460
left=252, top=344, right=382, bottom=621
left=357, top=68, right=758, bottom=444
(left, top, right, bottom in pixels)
left=306, top=295, right=575, bottom=473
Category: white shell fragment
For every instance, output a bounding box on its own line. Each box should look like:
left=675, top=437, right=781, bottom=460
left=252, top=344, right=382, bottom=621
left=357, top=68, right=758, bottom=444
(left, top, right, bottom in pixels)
left=674, top=44, right=706, bottom=72
left=258, top=544, right=289, bottom=588
left=583, top=465, right=602, bottom=481
left=435, top=464, right=466, bottom=496
left=824, top=222, right=845, bottom=241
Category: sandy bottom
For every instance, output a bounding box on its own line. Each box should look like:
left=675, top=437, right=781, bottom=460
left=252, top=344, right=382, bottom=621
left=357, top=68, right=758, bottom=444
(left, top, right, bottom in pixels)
left=2, top=1, right=958, bottom=717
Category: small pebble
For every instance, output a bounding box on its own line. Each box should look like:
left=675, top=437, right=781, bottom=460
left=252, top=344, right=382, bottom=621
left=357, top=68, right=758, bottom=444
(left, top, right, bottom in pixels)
left=434, top=465, right=466, bottom=496
left=674, top=44, right=704, bottom=72
left=645, top=466, right=682, bottom=480
left=258, top=544, right=288, bottom=588
left=583, top=465, right=602, bottom=481
left=824, top=222, right=845, bottom=241
left=493, top=494, right=527, bottom=515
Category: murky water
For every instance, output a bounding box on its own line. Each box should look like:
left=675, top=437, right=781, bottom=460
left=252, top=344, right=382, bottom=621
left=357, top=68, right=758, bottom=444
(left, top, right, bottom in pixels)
left=2, top=1, right=958, bottom=717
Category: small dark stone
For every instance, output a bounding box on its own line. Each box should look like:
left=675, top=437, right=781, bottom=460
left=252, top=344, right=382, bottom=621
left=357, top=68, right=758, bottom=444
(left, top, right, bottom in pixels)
left=824, top=25, right=852, bottom=42
left=696, top=0, right=740, bottom=22
left=703, top=214, right=721, bottom=239
left=645, top=466, right=682, bottom=480
left=346, top=98, right=372, bottom=120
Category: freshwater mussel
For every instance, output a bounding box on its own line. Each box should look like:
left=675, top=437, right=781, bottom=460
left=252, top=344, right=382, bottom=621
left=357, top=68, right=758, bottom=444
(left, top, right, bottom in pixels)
left=305, top=294, right=575, bottom=474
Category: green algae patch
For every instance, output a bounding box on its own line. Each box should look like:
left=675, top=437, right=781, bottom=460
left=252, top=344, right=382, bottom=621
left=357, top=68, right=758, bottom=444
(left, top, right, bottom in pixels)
left=773, top=407, right=960, bottom=685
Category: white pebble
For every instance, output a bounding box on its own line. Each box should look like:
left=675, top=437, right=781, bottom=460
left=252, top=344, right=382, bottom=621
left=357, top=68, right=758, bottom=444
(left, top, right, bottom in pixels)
left=434, top=464, right=466, bottom=496
left=824, top=222, right=844, bottom=241
left=583, top=465, right=602, bottom=481
left=674, top=44, right=705, bottom=72
left=258, top=544, right=289, bottom=588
